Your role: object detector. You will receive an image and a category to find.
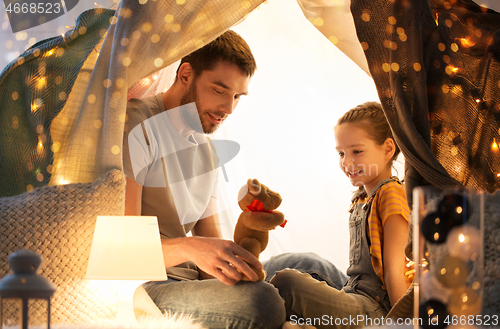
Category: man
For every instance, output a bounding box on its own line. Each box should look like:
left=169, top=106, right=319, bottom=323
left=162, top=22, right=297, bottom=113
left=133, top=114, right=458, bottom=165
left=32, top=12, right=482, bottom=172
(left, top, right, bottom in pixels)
left=123, top=30, right=286, bottom=329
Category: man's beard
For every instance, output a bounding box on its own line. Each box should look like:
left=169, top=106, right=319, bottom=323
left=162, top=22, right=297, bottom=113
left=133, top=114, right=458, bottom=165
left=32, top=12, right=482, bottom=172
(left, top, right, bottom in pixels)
left=180, top=80, right=220, bottom=134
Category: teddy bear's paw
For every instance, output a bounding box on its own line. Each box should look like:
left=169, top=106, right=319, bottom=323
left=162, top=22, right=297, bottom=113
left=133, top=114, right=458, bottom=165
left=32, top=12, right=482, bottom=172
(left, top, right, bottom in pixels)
left=240, top=273, right=253, bottom=282
left=257, top=268, right=267, bottom=281
left=240, top=265, right=266, bottom=281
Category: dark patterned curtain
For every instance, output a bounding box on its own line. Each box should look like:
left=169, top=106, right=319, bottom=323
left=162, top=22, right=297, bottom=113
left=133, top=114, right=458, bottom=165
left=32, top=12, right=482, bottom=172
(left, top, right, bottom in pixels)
left=351, top=0, right=500, bottom=201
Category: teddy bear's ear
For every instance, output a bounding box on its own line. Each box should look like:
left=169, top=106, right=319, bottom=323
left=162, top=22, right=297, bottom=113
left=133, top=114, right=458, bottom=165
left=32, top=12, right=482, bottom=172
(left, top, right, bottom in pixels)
left=248, top=178, right=261, bottom=196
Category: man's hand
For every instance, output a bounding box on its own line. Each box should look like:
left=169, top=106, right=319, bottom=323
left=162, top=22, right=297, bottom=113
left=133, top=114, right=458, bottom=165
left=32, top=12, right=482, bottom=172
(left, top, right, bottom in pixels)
left=182, top=236, right=262, bottom=285
left=159, top=202, right=261, bottom=285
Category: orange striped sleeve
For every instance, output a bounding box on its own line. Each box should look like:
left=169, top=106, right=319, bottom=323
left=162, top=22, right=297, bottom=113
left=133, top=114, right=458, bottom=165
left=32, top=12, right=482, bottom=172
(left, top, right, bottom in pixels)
left=368, top=182, right=411, bottom=287
left=377, top=183, right=410, bottom=225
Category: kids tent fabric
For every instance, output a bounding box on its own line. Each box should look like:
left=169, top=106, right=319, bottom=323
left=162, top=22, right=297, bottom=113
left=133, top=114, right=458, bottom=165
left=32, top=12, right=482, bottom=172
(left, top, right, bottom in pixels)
left=0, top=0, right=266, bottom=197
left=1, top=0, right=498, bottom=198
left=352, top=0, right=500, bottom=197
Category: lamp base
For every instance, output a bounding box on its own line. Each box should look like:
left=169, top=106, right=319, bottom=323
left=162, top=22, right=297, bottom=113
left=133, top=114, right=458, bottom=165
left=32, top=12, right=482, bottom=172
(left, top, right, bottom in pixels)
left=113, top=280, right=145, bottom=325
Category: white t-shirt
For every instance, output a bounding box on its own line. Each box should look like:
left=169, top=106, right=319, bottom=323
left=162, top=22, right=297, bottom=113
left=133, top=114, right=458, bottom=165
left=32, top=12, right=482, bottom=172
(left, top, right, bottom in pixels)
left=123, top=94, right=219, bottom=280
left=127, top=96, right=218, bottom=226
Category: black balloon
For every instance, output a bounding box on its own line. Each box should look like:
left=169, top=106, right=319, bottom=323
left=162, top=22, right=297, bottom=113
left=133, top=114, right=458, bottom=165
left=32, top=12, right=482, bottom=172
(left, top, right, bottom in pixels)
left=421, top=212, right=450, bottom=244
left=437, top=192, right=471, bottom=226
left=419, top=299, right=449, bottom=329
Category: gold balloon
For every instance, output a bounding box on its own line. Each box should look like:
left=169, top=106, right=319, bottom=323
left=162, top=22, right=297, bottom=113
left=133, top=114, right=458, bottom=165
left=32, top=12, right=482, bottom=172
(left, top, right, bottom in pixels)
left=434, top=255, right=468, bottom=288
left=448, top=287, right=481, bottom=317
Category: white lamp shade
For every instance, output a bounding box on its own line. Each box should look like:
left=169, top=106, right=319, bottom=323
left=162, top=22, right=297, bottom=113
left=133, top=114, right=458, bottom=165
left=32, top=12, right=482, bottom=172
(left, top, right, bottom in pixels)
left=85, top=216, right=167, bottom=281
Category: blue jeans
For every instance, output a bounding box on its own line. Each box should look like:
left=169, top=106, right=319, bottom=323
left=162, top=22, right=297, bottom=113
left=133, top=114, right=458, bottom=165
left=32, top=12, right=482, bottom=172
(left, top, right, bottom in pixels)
left=266, top=253, right=387, bottom=328
left=143, top=252, right=346, bottom=329
left=269, top=270, right=387, bottom=329
left=143, top=278, right=285, bottom=329
left=263, top=252, right=348, bottom=290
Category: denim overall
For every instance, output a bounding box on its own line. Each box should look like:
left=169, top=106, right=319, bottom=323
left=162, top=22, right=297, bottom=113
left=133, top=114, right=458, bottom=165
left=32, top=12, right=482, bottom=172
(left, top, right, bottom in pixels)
left=342, top=177, right=402, bottom=314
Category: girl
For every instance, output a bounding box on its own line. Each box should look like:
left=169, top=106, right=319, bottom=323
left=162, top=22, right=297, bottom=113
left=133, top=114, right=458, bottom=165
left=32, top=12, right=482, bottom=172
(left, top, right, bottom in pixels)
left=270, top=102, right=411, bottom=328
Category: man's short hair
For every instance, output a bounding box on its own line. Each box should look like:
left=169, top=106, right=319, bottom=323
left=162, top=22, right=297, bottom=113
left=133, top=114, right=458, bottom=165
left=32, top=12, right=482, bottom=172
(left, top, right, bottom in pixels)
left=176, top=30, right=256, bottom=79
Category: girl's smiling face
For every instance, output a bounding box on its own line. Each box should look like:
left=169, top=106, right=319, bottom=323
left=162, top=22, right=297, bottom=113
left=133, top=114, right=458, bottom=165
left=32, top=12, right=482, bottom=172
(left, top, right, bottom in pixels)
left=335, top=122, right=395, bottom=195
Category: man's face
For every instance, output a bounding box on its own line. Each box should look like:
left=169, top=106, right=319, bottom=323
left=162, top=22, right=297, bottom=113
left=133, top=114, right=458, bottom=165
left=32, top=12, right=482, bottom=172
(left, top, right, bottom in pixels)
left=180, top=60, right=251, bottom=134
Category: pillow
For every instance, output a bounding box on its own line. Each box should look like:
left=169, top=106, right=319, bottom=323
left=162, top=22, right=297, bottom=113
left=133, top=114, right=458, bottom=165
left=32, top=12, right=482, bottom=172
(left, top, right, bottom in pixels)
left=0, top=169, right=125, bottom=324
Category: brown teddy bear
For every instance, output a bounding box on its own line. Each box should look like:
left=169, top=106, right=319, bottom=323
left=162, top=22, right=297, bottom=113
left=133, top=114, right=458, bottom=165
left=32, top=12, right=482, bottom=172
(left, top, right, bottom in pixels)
left=234, top=178, right=287, bottom=281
